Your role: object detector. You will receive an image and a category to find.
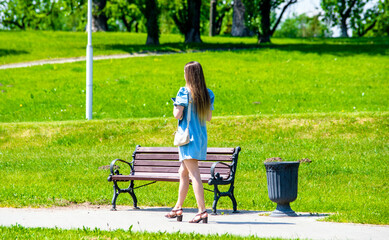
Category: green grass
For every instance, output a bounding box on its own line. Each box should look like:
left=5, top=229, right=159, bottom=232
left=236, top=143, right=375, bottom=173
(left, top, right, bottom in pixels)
left=0, top=224, right=282, bottom=240
left=1, top=45, right=388, bottom=122
left=0, top=31, right=261, bottom=64
left=0, top=113, right=388, bottom=224
left=0, top=32, right=388, bottom=227
left=1, top=31, right=388, bottom=64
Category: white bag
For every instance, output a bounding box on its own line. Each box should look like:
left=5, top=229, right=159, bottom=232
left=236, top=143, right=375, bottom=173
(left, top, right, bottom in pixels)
left=174, top=127, right=190, bottom=146
left=174, top=93, right=192, bottom=147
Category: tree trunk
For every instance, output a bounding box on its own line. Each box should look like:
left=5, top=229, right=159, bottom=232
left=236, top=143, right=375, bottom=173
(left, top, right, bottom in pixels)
left=340, top=17, right=349, bottom=37
left=121, top=15, right=132, bottom=32
left=215, top=12, right=225, bottom=35
left=92, top=0, right=108, bottom=32
left=145, top=0, right=160, bottom=45
left=259, top=0, right=271, bottom=43
left=185, top=0, right=202, bottom=43
left=231, top=0, right=251, bottom=36
left=209, top=0, right=216, bottom=36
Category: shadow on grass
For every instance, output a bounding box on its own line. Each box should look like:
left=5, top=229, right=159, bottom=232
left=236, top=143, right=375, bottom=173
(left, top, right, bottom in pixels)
left=0, top=49, right=29, bottom=57
left=95, top=40, right=388, bottom=56
left=264, top=43, right=389, bottom=56
left=94, top=42, right=261, bottom=53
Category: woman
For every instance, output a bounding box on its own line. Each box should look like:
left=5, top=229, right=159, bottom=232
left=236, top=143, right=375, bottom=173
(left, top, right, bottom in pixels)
left=165, top=61, right=214, bottom=223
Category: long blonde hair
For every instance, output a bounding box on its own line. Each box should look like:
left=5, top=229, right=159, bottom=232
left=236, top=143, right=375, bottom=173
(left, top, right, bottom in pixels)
left=184, top=61, right=210, bottom=122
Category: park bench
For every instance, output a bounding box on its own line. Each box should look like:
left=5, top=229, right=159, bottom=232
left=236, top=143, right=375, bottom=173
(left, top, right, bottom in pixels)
left=107, top=145, right=241, bottom=214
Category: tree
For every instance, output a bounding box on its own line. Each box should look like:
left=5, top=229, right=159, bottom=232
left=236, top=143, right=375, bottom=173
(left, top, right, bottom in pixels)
left=244, top=0, right=298, bottom=43
left=321, top=0, right=384, bottom=37
left=208, top=0, right=233, bottom=36
left=0, top=0, right=86, bottom=31
left=209, top=0, right=216, bottom=36
left=372, top=0, right=389, bottom=36
left=350, top=0, right=385, bottom=36
left=92, top=0, right=108, bottom=31
left=231, top=0, right=251, bottom=36
left=171, top=0, right=202, bottom=43
left=136, top=0, right=160, bottom=45
left=215, top=0, right=233, bottom=35
left=274, top=13, right=332, bottom=38
left=321, top=0, right=360, bottom=37
left=105, top=0, right=142, bottom=32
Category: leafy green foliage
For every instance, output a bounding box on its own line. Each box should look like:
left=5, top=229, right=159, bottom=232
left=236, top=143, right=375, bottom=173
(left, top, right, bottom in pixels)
left=366, top=0, right=389, bottom=37
left=274, top=13, right=332, bottom=38
left=105, top=0, right=143, bottom=32
left=349, top=0, right=385, bottom=36
left=243, top=0, right=298, bottom=42
left=321, top=0, right=383, bottom=37
left=0, top=0, right=86, bottom=31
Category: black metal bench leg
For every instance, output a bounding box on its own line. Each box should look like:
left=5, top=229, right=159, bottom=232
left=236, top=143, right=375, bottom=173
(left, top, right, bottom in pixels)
left=212, top=186, right=221, bottom=215
left=129, top=180, right=140, bottom=209
left=111, top=184, right=119, bottom=211
left=228, top=186, right=238, bottom=213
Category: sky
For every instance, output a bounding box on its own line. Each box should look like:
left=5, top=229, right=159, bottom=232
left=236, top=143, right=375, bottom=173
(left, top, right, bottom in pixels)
left=284, top=0, right=322, bottom=18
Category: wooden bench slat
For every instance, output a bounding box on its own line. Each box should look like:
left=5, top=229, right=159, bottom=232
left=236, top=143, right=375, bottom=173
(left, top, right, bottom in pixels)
left=136, top=147, right=235, bottom=154
left=133, top=166, right=230, bottom=174
left=133, top=160, right=230, bottom=169
left=135, top=154, right=179, bottom=160
left=135, top=154, right=232, bottom=161
left=207, top=148, right=235, bottom=154
left=111, top=173, right=230, bottom=183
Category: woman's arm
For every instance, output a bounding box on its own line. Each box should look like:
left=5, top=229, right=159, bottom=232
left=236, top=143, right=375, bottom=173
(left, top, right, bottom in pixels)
left=207, top=110, right=212, bottom=122
left=173, top=105, right=184, bottom=120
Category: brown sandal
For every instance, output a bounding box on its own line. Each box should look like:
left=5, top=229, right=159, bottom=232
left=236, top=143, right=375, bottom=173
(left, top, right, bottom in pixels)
left=189, top=210, right=208, bottom=224
left=165, top=208, right=183, bottom=222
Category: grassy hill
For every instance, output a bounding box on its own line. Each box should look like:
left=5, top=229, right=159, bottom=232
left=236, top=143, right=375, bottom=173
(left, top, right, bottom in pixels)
left=1, top=40, right=388, bottom=122
left=0, top=32, right=388, bottom=226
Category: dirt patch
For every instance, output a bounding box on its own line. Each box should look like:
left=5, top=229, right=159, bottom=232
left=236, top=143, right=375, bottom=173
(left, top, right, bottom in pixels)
left=264, top=157, right=312, bottom=163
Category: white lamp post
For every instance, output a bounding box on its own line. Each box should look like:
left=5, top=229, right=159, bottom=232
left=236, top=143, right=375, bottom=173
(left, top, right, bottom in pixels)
left=86, top=0, right=93, bottom=120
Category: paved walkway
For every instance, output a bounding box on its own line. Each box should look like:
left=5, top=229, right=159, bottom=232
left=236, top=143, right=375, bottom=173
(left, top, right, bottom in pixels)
left=0, top=206, right=388, bottom=239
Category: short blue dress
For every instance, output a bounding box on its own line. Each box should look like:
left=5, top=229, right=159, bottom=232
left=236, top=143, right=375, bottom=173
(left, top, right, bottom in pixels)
left=174, top=87, right=215, bottom=161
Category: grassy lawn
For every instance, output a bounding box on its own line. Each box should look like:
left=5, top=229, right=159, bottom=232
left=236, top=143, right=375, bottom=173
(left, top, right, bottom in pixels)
left=0, top=225, right=280, bottom=240
left=0, top=31, right=261, bottom=64
left=0, top=113, right=388, bottom=225
left=0, top=32, right=388, bottom=229
left=0, top=31, right=388, bottom=64
left=1, top=45, right=388, bottom=122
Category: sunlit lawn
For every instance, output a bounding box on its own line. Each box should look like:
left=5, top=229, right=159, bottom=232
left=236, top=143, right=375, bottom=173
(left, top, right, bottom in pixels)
left=1, top=42, right=388, bottom=122
left=0, top=33, right=388, bottom=227
left=0, top=224, right=282, bottom=240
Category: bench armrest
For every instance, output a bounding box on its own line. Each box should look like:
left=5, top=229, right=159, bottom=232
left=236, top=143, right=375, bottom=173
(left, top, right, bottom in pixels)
left=210, top=161, right=232, bottom=181
left=107, top=158, right=133, bottom=182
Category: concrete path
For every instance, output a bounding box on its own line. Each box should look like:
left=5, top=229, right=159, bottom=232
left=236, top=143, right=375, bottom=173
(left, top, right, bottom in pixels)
left=0, top=206, right=388, bottom=239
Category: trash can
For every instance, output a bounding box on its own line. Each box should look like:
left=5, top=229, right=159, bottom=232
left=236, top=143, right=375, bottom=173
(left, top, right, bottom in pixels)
left=264, top=161, right=300, bottom=217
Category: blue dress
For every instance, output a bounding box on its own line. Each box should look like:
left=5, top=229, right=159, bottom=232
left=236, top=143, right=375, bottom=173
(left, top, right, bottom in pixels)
left=174, top=87, right=215, bottom=161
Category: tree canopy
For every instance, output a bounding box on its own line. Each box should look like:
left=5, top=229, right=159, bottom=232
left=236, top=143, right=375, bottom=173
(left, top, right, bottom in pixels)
left=321, top=0, right=386, bottom=37
left=0, top=0, right=387, bottom=43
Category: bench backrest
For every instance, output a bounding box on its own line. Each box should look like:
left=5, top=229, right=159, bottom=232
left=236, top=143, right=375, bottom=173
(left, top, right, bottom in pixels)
left=132, top=146, right=239, bottom=178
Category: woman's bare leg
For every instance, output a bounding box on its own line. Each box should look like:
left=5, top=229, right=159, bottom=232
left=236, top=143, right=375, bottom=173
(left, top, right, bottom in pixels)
left=174, top=163, right=190, bottom=210
left=183, top=159, right=207, bottom=214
